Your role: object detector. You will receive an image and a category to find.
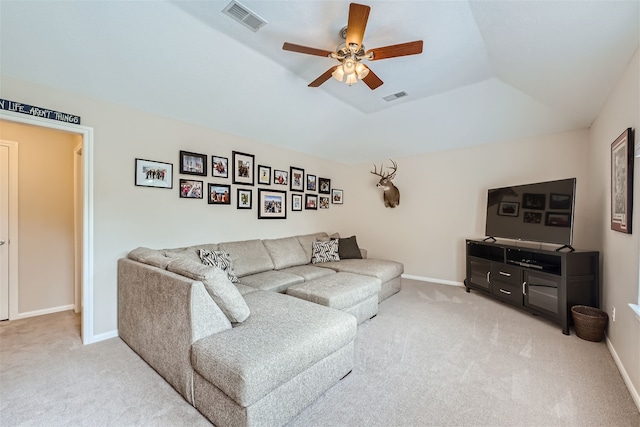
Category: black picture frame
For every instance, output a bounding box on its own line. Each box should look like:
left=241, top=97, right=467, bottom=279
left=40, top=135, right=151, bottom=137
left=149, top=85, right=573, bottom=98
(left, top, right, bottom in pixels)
left=179, top=179, right=203, bottom=198
left=258, top=189, right=287, bottom=219
left=258, top=165, right=271, bottom=185
left=207, top=183, right=231, bottom=205
left=498, top=201, right=519, bottom=217
left=318, top=177, right=331, bottom=194
left=319, top=196, right=330, bottom=209
left=523, top=211, right=542, bottom=223
left=212, top=156, right=228, bottom=178
left=611, top=127, right=634, bottom=234
left=135, top=158, right=173, bottom=189
left=290, top=166, right=305, bottom=192
left=305, top=194, right=318, bottom=210
left=274, top=169, right=288, bottom=186
left=306, top=174, right=317, bottom=191
left=232, top=151, right=255, bottom=186
left=332, top=189, right=343, bottom=204
left=237, top=188, right=252, bottom=209
left=545, top=212, right=571, bottom=227
left=179, top=150, right=207, bottom=176
left=292, top=193, right=303, bottom=211
left=549, top=193, right=571, bottom=210
left=522, top=193, right=546, bottom=210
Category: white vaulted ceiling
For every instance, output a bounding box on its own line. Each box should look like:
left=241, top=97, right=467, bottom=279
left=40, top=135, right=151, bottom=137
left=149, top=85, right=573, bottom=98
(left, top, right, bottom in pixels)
left=1, top=1, right=638, bottom=163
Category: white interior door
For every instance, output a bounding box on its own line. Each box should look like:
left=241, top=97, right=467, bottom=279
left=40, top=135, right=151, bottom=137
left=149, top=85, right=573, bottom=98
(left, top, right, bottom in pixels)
left=0, top=145, right=9, bottom=320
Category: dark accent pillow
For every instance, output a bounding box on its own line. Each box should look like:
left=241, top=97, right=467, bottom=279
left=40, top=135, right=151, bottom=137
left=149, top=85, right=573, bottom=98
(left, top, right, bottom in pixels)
left=338, top=236, right=362, bottom=259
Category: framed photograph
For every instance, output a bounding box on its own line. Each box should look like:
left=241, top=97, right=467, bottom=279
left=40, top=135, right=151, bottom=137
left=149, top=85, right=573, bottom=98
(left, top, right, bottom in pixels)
left=179, top=179, right=203, bottom=199
left=319, top=196, right=330, bottom=209
left=523, top=211, right=542, bottom=224
left=208, top=183, right=231, bottom=205
left=305, top=194, right=318, bottom=210
left=522, top=193, right=546, bottom=210
left=290, top=166, right=305, bottom=192
left=292, top=193, right=303, bottom=211
left=237, top=188, right=252, bottom=209
left=550, top=193, right=572, bottom=210
left=258, top=165, right=271, bottom=185
left=179, top=151, right=207, bottom=176
left=232, top=151, right=255, bottom=186
left=611, top=128, right=634, bottom=233
left=258, top=189, right=286, bottom=219
left=546, top=212, right=571, bottom=227
left=498, top=201, right=519, bottom=217
left=135, top=158, right=173, bottom=189
left=212, top=156, right=228, bottom=178
left=318, top=177, right=331, bottom=194
left=307, top=174, right=317, bottom=191
left=332, top=189, right=343, bottom=204
left=274, top=169, right=288, bottom=185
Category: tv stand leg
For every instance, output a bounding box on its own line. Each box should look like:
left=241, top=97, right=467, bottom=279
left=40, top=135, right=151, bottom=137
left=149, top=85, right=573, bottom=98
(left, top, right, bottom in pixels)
left=464, top=280, right=470, bottom=293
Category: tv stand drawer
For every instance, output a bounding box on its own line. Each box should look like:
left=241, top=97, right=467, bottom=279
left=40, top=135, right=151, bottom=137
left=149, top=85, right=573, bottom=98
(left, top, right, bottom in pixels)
left=491, top=281, right=522, bottom=306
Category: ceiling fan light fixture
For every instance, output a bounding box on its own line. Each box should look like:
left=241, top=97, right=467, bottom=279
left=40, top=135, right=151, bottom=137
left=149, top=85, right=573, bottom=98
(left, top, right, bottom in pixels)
left=332, top=66, right=345, bottom=82
left=345, top=73, right=358, bottom=86
left=343, top=58, right=356, bottom=75
left=355, top=62, right=369, bottom=79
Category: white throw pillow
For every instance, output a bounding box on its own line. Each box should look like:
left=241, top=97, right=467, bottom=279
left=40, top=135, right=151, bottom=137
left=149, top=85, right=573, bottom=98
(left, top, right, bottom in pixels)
left=199, top=249, right=239, bottom=283
left=311, top=240, right=340, bottom=264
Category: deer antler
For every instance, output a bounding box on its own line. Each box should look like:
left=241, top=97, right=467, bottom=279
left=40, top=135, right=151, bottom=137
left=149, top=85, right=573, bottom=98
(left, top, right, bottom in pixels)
left=387, top=159, right=398, bottom=180
left=371, top=163, right=388, bottom=178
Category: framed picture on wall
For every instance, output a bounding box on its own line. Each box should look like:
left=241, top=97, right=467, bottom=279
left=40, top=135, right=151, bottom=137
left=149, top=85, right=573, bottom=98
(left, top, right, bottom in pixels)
left=307, top=174, right=317, bottom=191
left=611, top=127, right=634, bottom=233
left=179, top=151, right=207, bottom=176
left=318, top=177, right=331, bottom=194
left=212, top=156, right=228, bottom=178
left=498, top=201, right=519, bottom=217
left=258, top=165, right=271, bottom=185
left=208, top=183, right=231, bottom=205
left=179, top=179, right=203, bottom=198
left=290, top=166, right=304, bottom=192
left=258, top=189, right=287, bottom=219
left=135, top=158, right=173, bottom=189
left=319, top=196, right=330, bottom=209
left=332, top=189, right=343, bottom=204
left=292, top=193, right=303, bottom=211
left=237, top=188, right=252, bottom=209
left=274, top=169, right=288, bottom=186
left=305, top=194, right=318, bottom=210
left=232, top=151, right=255, bottom=186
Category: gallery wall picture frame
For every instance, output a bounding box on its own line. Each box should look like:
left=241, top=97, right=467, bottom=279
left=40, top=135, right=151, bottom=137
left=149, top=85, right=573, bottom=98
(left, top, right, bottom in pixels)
left=212, top=156, right=229, bottom=178
left=290, top=166, right=305, bottom=192
left=523, top=211, right=542, bottom=224
left=179, top=150, right=207, bottom=176
left=318, top=177, right=331, bottom=194
left=258, top=165, right=271, bottom=185
left=611, top=127, right=634, bottom=234
left=522, top=193, right=546, bottom=210
left=332, top=189, right=343, bottom=204
left=232, top=151, right=255, bottom=186
left=292, top=193, right=303, bottom=211
left=208, top=183, right=231, bottom=205
left=498, top=201, right=519, bottom=217
left=545, top=212, right=571, bottom=227
left=237, top=188, right=252, bottom=209
left=258, top=189, right=287, bottom=219
left=306, top=174, right=317, bottom=191
left=179, top=179, right=203, bottom=199
left=274, top=169, right=288, bottom=186
left=305, top=194, right=318, bottom=210
left=319, top=196, right=330, bottom=209
left=549, top=193, right=572, bottom=210
left=135, top=158, right=173, bottom=189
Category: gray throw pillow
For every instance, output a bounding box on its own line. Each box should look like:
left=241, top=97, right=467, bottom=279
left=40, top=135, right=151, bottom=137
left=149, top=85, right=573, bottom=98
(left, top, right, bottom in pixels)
left=311, top=240, right=340, bottom=264
left=338, top=236, right=363, bottom=259
left=199, top=249, right=239, bottom=283
left=167, top=259, right=250, bottom=323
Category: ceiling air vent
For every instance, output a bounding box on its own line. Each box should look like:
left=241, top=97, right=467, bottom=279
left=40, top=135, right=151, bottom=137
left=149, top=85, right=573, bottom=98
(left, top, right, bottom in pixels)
left=383, top=91, right=408, bottom=102
left=223, top=1, right=267, bottom=32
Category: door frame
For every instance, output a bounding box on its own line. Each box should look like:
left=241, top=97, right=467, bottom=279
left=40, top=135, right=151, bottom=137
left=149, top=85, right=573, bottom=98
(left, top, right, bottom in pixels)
left=0, top=141, right=16, bottom=321
left=0, top=111, right=94, bottom=344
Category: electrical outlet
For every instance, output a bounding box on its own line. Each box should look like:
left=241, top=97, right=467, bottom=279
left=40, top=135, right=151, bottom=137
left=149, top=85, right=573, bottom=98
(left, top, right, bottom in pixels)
left=612, top=306, right=616, bottom=322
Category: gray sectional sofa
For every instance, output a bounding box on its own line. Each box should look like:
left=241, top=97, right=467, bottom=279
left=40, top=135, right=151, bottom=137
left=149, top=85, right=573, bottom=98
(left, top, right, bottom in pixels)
left=118, top=232, right=403, bottom=427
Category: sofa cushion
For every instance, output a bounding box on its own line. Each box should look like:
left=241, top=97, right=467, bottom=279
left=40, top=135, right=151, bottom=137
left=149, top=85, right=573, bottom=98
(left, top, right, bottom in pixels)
left=338, top=236, right=363, bottom=260
left=219, top=239, right=275, bottom=277
left=318, top=258, right=404, bottom=283
left=238, top=270, right=304, bottom=293
left=286, top=272, right=381, bottom=311
left=263, top=236, right=309, bottom=270
left=167, top=258, right=250, bottom=323
left=127, top=247, right=172, bottom=269
left=279, top=265, right=337, bottom=281
left=296, top=232, right=329, bottom=263
left=199, top=249, right=239, bottom=283
left=311, top=240, right=340, bottom=264
left=190, top=291, right=357, bottom=407
left=234, top=283, right=259, bottom=296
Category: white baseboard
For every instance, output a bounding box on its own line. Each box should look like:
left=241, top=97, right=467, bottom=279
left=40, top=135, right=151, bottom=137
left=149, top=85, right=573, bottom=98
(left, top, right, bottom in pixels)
left=91, top=329, right=119, bottom=343
left=606, top=335, right=640, bottom=412
left=17, top=304, right=74, bottom=320
left=401, top=274, right=464, bottom=287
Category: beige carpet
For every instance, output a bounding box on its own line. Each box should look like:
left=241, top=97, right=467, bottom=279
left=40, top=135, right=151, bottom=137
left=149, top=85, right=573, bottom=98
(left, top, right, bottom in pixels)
left=1, top=279, right=638, bottom=426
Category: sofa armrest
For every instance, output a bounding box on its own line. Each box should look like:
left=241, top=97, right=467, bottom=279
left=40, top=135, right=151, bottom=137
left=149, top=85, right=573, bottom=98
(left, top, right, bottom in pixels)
left=118, top=258, right=230, bottom=404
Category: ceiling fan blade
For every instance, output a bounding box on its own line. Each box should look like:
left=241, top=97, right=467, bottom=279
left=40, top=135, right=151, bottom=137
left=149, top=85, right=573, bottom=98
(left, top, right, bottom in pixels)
left=361, top=66, right=383, bottom=90
left=308, top=66, right=338, bottom=87
left=366, top=40, right=424, bottom=61
left=282, top=42, right=333, bottom=58
left=346, top=3, right=370, bottom=50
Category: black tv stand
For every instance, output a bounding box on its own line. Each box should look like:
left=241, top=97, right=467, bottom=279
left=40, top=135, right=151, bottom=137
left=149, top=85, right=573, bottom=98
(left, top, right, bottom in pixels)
left=465, top=239, right=599, bottom=335
left=483, top=236, right=496, bottom=242
left=555, top=244, right=575, bottom=252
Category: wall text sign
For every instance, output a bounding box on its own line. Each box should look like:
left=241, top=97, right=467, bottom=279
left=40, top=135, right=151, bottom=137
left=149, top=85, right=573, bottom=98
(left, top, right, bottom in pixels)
left=0, top=98, right=81, bottom=125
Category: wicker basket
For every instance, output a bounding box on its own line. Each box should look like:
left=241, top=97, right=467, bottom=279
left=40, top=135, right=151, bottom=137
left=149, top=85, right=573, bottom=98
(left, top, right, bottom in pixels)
left=571, top=305, right=608, bottom=342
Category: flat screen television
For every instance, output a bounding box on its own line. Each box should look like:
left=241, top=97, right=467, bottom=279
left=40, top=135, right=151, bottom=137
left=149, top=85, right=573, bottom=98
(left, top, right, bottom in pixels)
left=485, top=178, right=576, bottom=247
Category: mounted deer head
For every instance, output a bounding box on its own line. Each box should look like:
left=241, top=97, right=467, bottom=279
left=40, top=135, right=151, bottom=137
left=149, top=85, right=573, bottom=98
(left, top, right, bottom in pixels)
left=371, top=159, right=400, bottom=208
